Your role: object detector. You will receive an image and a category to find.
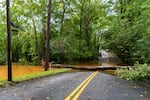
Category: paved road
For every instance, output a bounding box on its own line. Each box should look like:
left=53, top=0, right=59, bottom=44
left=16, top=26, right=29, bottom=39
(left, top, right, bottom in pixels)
left=0, top=71, right=150, bottom=100
left=100, top=50, right=122, bottom=66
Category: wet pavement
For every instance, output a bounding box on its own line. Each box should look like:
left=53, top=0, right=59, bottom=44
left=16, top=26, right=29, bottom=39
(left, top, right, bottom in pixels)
left=79, top=73, right=150, bottom=100
left=0, top=71, right=149, bottom=100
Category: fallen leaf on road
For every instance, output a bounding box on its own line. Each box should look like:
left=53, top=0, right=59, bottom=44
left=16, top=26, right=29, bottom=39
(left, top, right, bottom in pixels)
left=46, top=97, right=50, bottom=99
left=51, top=88, right=54, bottom=91
left=144, top=91, right=147, bottom=94
left=120, top=85, right=125, bottom=88
left=103, top=84, right=106, bottom=86
left=140, top=95, right=143, bottom=97
left=123, top=93, right=128, bottom=96
left=108, top=86, right=112, bottom=93
left=88, top=96, right=91, bottom=100
left=131, top=85, right=139, bottom=89
left=28, top=97, right=32, bottom=100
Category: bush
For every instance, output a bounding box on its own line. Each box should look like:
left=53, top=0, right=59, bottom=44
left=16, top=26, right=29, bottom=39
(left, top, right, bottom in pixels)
left=0, top=55, right=6, bottom=65
left=116, top=64, right=150, bottom=80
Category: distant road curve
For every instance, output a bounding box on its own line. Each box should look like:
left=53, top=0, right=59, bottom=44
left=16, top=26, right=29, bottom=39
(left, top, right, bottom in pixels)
left=99, top=50, right=122, bottom=66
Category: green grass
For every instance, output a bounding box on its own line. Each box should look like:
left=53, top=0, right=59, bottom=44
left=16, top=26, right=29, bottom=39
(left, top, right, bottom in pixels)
left=0, top=80, right=9, bottom=87
left=0, top=68, right=72, bottom=86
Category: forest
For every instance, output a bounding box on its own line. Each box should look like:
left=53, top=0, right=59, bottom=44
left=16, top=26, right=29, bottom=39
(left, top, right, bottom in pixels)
left=0, top=0, right=150, bottom=66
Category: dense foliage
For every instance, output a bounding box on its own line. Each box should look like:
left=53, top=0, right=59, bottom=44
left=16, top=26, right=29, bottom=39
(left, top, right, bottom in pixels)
left=116, top=64, right=150, bottom=80
left=0, top=0, right=150, bottom=65
left=0, top=0, right=107, bottom=64
left=101, top=0, right=150, bottom=65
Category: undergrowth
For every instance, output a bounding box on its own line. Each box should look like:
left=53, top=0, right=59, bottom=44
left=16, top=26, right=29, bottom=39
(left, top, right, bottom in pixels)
left=116, top=64, right=150, bottom=80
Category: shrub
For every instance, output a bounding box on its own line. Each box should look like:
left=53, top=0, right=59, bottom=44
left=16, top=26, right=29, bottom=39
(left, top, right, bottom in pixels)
left=0, top=55, right=6, bottom=65
left=116, top=64, right=150, bottom=80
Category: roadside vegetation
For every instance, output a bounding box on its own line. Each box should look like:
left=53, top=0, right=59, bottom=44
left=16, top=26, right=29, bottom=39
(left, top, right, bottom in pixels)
left=0, top=68, right=71, bottom=86
left=99, top=0, right=150, bottom=82
left=116, top=64, right=150, bottom=81
left=0, top=0, right=150, bottom=83
left=101, top=0, right=150, bottom=65
left=0, top=0, right=104, bottom=65
left=13, top=68, right=71, bottom=82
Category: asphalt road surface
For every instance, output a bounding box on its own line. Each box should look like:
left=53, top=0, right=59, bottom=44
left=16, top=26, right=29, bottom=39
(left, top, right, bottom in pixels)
left=0, top=71, right=150, bottom=100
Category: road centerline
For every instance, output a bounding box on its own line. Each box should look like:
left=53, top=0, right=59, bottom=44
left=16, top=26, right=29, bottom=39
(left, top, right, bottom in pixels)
left=73, top=71, right=98, bottom=100
left=65, top=71, right=98, bottom=100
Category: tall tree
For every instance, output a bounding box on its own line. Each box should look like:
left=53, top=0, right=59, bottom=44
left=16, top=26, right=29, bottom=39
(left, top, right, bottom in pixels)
left=101, top=0, right=150, bottom=65
left=45, top=0, right=52, bottom=71
left=60, top=0, right=67, bottom=35
left=6, top=0, right=12, bottom=81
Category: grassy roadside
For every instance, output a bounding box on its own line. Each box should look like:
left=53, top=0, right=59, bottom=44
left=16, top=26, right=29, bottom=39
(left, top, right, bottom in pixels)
left=0, top=68, right=72, bottom=87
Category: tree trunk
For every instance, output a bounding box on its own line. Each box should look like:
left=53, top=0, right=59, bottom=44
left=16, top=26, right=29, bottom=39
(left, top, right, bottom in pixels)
left=84, top=16, right=90, bottom=47
left=6, top=0, right=12, bottom=81
left=45, top=0, right=52, bottom=71
left=60, top=0, right=67, bottom=35
left=79, top=3, right=83, bottom=60
left=31, top=16, right=40, bottom=64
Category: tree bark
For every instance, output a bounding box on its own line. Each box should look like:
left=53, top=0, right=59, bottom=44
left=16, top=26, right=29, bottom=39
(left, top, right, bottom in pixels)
left=31, top=16, right=40, bottom=64
left=84, top=1, right=90, bottom=47
left=60, top=0, right=67, bottom=35
left=84, top=15, right=90, bottom=47
left=51, top=64, right=118, bottom=70
left=45, top=0, right=52, bottom=71
left=6, top=0, right=12, bottom=81
left=79, top=2, right=83, bottom=60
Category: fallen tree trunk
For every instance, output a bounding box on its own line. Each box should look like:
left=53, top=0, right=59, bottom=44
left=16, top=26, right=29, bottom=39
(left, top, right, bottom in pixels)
left=51, top=64, right=117, bottom=70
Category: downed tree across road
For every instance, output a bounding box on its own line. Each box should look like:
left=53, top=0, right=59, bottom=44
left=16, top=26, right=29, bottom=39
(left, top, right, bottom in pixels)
left=51, top=64, right=130, bottom=71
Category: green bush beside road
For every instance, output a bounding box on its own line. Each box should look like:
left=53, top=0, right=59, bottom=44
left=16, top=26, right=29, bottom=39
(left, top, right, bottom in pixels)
left=116, top=64, right=150, bottom=81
